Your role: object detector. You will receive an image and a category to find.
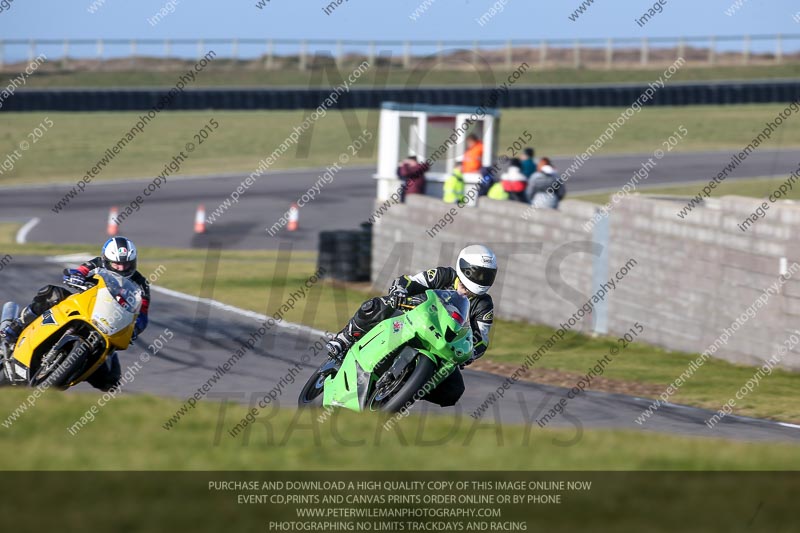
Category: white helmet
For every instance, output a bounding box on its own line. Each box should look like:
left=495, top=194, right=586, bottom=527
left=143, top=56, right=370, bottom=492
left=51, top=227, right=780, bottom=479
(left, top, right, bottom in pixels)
left=456, top=244, right=497, bottom=296
left=101, top=236, right=138, bottom=278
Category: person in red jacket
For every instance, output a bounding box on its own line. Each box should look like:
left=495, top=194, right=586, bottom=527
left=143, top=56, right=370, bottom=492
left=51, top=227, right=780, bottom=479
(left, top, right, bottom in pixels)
left=396, top=155, right=429, bottom=199
left=500, top=158, right=529, bottom=203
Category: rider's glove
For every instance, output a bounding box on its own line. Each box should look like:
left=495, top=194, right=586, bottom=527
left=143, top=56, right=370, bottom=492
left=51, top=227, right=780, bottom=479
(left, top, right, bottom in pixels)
left=389, top=285, right=408, bottom=308
left=63, top=268, right=86, bottom=286
left=132, top=314, right=148, bottom=344
left=130, top=314, right=148, bottom=344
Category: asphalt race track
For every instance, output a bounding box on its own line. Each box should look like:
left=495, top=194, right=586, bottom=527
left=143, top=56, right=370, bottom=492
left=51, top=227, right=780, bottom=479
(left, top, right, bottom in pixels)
left=2, top=148, right=799, bottom=251
left=2, top=257, right=798, bottom=442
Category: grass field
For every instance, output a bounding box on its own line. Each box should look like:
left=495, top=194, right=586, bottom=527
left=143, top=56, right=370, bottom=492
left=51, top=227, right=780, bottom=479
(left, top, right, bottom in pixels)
left=575, top=175, right=800, bottom=204
left=2, top=104, right=800, bottom=186
left=2, top=224, right=799, bottom=424
left=9, top=64, right=800, bottom=88
left=1, top=388, right=798, bottom=470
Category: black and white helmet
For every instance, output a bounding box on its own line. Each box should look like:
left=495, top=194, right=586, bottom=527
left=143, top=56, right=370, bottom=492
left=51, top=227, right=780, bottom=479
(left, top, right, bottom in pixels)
left=456, top=244, right=497, bottom=296
left=101, top=236, right=138, bottom=278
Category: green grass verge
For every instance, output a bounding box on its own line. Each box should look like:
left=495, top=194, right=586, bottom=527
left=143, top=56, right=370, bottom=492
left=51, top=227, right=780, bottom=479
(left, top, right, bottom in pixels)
left=3, top=224, right=799, bottom=424
left=1, top=388, right=798, bottom=470
left=576, top=175, right=800, bottom=204
left=11, top=64, right=800, bottom=88
left=2, top=105, right=800, bottom=186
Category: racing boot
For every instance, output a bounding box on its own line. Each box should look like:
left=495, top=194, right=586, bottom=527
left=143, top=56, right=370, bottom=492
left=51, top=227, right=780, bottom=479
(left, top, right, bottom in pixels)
left=325, top=319, right=366, bottom=362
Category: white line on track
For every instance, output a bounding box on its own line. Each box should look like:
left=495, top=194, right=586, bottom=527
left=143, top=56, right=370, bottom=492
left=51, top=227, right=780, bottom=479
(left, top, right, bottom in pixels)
left=15, top=217, right=40, bottom=244
left=149, top=286, right=330, bottom=339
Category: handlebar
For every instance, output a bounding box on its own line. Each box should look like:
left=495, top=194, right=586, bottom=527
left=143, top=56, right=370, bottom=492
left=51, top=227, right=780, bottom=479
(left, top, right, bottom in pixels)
left=63, top=269, right=99, bottom=292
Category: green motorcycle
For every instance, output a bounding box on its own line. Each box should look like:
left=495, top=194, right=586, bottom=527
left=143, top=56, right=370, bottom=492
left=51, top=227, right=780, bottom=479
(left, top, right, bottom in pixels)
left=298, top=290, right=473, bottom=413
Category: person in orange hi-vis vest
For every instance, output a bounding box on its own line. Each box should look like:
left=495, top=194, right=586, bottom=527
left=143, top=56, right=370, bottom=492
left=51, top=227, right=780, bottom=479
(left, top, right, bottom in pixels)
left=462, top=134, right=484, bottom=173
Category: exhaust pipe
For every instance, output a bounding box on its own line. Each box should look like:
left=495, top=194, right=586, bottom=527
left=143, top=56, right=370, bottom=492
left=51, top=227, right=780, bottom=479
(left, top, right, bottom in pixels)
left=1, top=302, right=19, bottom=326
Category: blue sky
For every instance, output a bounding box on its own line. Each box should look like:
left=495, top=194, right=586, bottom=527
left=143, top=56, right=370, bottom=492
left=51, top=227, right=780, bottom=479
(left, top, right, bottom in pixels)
left=1, top=0, right=798, bottom=59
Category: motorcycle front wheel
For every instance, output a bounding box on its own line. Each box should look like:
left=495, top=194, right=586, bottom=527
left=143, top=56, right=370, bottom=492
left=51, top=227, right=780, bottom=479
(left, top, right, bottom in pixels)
left=297, top=358, right=340, bottom=407
left=31, top=340, right=90, bottom=390
left=368, top=354, right=435, bottom=413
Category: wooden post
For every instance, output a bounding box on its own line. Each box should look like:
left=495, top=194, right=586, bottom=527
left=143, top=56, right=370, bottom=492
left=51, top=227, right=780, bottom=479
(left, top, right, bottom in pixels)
left=539, top=39, right=547, bottom=68
left=336, top=40, right=343, bottom=68
left=299, top=40, right=307, bottom=71
left=742, top=35, right=750, bottom=65
left=506, top=39, right=513, bottom=69
left=708, top=36, right=716, bottom=65
left=403, top=40, right=410, bottom=69
left=266, top=39, right=273, bottom=70
left=62, top=39, right=69, bottom=69
left=776, top=34, right=783, bottom=63
left=640, top=37, right=648, bottom=66
left=677, top=36, right=685, bottom=61
left=605, top=37, right=613, bottom=69
left=573, top=39, right=580, bottom=69
left=96, top=39, right=103, bottom=62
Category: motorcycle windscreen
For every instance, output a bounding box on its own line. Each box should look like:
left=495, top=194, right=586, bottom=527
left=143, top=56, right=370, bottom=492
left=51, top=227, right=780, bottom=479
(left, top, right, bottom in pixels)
left=432, top=290, right=470, bottom=327
left=91, top=286, right=137, bottom=336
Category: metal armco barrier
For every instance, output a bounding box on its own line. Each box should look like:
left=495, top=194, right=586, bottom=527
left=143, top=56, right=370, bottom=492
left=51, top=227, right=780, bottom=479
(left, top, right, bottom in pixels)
left=3, top=80, right=800, bottom=112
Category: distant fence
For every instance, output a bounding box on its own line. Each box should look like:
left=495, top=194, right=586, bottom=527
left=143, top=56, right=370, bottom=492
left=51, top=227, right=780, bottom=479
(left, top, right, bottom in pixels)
left=3, top=80, right=799, bottom=112
left=1, top=34, right=800, bottom=72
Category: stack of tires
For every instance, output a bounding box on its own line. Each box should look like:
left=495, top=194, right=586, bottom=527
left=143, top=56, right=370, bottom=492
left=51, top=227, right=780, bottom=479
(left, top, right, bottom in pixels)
left=318, top=224, right=372, bottom=282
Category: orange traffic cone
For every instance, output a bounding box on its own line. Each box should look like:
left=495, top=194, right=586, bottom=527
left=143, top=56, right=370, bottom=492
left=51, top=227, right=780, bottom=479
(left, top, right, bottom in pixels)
left=107, top=207, right=119, bottom=236
left=194, top=204, right=206, bottom=234
left=287, top=203, right=299, bottom=232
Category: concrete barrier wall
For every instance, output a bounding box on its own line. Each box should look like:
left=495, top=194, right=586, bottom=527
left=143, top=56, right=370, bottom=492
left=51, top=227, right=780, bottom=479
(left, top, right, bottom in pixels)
left=371, top=193, right=800, bottom=370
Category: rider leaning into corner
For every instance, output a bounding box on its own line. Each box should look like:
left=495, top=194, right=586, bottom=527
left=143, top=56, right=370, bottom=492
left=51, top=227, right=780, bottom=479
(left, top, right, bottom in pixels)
left=0, top=236, right=150, bottom=391
left=326, top=244, right=497, bottom=408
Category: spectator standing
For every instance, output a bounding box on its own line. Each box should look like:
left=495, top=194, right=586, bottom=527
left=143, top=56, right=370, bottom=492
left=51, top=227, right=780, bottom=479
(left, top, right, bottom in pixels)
left=397, top=155, right=429, bottom=199
left=520, top=147, right=537, bottom=179
left=462, top=134, right=484, bottom=173
left=500, top=158, right=529, bottom=203
left=477, top=166, right=495, bottom=197
left=528, top=157, right=566, bottom=209
left=443, top=159, right=465, bottom=204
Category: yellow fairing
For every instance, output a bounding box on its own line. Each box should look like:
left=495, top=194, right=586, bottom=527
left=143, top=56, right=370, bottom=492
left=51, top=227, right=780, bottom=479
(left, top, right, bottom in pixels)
left=12, top=275, right=133, bottom=384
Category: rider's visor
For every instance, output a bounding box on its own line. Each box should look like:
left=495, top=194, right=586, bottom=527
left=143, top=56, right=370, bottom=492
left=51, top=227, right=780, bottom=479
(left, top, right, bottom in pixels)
left=110, top=262, right=127, bottom=272
left=459, top=259, right=497, bottom=287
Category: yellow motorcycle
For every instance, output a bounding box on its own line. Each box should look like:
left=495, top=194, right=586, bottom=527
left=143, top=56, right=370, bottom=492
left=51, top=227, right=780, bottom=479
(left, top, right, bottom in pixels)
left=0, top=268, right=142, bottom=390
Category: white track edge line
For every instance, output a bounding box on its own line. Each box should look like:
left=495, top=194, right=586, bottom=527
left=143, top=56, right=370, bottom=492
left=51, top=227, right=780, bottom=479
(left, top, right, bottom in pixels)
left=150, top=285, right=329, bottom=339
left=15, top=217, right=40, bottom=244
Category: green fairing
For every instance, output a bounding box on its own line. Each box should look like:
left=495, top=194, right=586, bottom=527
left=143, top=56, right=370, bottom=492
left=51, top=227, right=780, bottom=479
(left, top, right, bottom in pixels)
left=322, top=290, right=473, bottom=411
